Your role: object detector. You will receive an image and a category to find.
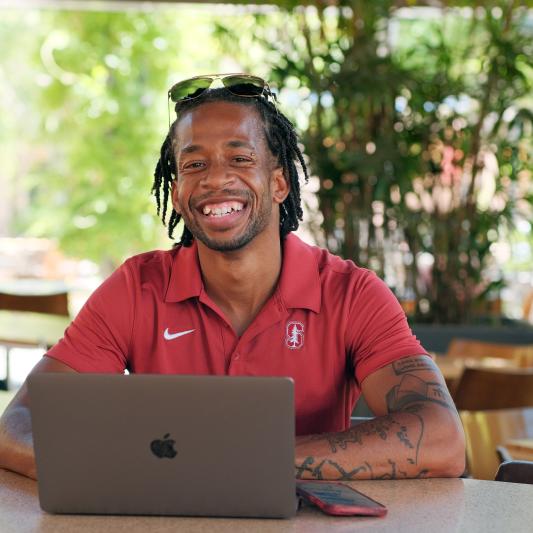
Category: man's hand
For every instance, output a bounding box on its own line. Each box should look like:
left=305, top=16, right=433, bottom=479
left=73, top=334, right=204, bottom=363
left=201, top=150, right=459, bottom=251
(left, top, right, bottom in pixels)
left=295, top=355, right=465, bottom=480
left=0, top=356, right=76, bottom=479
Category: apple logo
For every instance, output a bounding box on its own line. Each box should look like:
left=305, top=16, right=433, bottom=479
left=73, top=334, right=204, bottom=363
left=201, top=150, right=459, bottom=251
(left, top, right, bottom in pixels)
left=150, top=433, right=177, bottom=459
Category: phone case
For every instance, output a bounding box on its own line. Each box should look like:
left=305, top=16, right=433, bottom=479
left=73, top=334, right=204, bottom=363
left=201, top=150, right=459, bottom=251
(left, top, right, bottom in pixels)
left=296, top=481, right=387, bottom=517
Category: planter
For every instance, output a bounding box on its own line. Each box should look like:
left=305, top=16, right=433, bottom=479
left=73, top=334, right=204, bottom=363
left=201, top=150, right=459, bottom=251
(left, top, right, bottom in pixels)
left=411, top=322, right=533, bottom=354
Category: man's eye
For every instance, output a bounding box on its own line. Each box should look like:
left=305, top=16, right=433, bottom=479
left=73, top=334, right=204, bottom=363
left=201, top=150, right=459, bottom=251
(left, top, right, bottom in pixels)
left=233, top=156, right=252, bottom=163
left=182, top=161, right=205, bottom=170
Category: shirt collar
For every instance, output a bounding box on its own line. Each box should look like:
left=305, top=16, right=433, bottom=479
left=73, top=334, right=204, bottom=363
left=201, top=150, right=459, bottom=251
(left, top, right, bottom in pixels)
left=278, top=233, right=321, bottom=313
left=165, top=233, right=322, bottom=313
left=165, top=241, right=203, bottom=303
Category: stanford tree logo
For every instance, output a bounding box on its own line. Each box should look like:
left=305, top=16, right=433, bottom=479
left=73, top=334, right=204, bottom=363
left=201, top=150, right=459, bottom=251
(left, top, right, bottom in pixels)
left=285, top=321, right=304, bottom=350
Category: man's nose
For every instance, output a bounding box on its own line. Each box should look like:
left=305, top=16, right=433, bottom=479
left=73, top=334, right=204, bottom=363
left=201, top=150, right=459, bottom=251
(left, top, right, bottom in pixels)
left=200, top=161, right=235, bottom=189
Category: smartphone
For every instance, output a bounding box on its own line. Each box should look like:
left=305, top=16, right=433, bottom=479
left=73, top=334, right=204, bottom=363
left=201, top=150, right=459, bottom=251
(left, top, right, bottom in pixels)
left=296, top=480, right=387, bottom=517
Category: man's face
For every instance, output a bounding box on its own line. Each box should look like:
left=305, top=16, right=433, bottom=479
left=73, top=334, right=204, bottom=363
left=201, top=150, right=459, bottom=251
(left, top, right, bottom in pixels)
left=171, top=101, right=288, bottom=252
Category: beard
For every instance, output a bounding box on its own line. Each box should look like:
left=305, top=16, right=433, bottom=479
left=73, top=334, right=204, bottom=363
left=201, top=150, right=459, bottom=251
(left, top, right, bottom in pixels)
left=180, top=188, right=274, bottom=252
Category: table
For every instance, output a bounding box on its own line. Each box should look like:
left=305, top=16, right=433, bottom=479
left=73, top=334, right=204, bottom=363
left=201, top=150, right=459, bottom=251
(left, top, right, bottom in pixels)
left=0, top=310, right=70, bottom=347
left=2, top=469, right=533, bottom=532
left=0, top=310, right=70, bottom=390
left=506, top=438, right=533, bottom=461
left=434, top=355, right=520, bottom=392
left=434, top=355, right=464, bottom=384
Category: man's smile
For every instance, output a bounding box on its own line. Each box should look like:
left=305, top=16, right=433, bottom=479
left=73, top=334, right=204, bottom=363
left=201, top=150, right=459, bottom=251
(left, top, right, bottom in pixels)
left=198, top=204, right=248, bottom=231
left=190, top=192, right=252, bottom=232
left=201, top=201, right=245, bottom=217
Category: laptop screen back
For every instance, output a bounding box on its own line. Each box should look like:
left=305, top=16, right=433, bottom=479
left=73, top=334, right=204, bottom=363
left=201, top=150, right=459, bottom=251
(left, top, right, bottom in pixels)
left=28, top=373, right=296, bottom=518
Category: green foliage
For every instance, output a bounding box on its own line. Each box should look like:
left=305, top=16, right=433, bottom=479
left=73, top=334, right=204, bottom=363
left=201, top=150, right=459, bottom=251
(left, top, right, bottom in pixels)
left=1, top=3, right=532, bottom=324
left=216, top=1, right=533, bottom=323
left=1, top=7, right=219, bottom=268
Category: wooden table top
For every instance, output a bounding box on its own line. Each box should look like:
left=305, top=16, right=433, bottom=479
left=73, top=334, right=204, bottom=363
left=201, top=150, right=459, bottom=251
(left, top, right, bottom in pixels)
left=434, top=355, right=520, bottom=383
left=434, top=355, right=464, bottom=382
left=2, top=469, right=533, bottom=532
left=506, top=438, right=533, bottom=461
left=0, top=310, right=70, bottom=348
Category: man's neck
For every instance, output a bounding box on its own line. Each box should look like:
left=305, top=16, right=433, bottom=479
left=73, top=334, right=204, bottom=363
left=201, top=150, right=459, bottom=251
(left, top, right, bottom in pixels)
left=197, top=235, right=283, bottom=336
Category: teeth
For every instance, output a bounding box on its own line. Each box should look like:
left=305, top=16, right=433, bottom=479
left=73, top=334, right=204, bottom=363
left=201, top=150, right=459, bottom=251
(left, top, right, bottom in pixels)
left=202, top=202, right=244, bottom=217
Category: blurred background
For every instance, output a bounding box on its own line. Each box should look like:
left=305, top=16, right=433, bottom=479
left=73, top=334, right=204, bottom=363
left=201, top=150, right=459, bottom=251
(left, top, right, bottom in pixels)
left=0, top=0, right=532, bottom=389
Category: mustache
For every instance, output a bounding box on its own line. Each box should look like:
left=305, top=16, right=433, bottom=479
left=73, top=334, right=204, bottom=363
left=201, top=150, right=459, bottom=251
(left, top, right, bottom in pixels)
left=191, top=189, right=253, bottom=209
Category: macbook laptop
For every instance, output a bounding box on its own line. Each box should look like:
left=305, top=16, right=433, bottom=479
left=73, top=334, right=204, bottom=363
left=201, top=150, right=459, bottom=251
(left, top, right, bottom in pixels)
left=27, top=373, right=296, bottom=518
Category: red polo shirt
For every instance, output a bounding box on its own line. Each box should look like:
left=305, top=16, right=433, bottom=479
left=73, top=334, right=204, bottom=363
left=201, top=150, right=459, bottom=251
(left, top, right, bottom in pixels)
left=47, top=234, right=425, bottom=435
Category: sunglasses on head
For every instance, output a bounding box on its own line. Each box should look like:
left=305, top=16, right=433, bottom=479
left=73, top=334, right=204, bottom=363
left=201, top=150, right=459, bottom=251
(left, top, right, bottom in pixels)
left=168, top=73, right=276, bottom=103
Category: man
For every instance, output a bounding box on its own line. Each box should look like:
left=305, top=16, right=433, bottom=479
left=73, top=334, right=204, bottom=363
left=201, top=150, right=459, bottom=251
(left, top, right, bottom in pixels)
left=0, top=74, right=465, bottom=481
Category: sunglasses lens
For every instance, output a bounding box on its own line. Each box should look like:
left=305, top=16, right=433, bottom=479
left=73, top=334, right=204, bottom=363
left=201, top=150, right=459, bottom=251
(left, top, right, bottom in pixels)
left=169, top=78, right=213, bottom=102
left=223, top=75, right=265, bottom=97
left=169, top=75, right=269, bottom=104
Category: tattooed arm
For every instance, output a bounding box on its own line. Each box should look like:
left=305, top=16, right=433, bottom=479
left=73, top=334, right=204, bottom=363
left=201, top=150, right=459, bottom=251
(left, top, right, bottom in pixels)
left=295, top=355, right=465, bottom=480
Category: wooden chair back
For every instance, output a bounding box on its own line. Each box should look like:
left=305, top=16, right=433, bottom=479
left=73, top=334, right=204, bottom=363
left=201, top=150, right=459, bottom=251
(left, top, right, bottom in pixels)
left=523, top=289, right=533, bottom=322
left=460, top=407, right=533, bottom=480
left=0, top=292, right=69, bottom=317
left=447, top=338, right=533, bottom=365
left=454, top=366, right=533, bottom=411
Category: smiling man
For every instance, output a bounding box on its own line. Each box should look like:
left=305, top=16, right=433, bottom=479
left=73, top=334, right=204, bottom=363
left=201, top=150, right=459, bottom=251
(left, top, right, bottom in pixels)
left=0, top=74, right=465, bottom=481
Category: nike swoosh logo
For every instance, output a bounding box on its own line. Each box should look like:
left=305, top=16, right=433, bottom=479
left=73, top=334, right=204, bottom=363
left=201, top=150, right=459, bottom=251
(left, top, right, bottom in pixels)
left=163, top=328, right=195, bottom=340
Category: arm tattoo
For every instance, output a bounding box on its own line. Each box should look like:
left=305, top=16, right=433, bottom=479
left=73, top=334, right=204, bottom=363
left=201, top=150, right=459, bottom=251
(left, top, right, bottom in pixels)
left=374, top=459, right=398, bottom=480
left=295, top=362, right=455, bottom=481
left=396, top=425, right=414, bottom=449
left=325, top=414, right=423, bottom=463
left=295, top=456, right=429, bottom=481
left=386, top=373, right=454, bottom=411
left=295, top=456, right=374, bottom=480
left=295, top=456, right=315, bottom=479
left=393, top=357, right=436, bottom=375
left=326, top=460, right=374, bottom=480
left=295, top=456, right=328, bottom=480
left=326, top=417, right=394, bottom=452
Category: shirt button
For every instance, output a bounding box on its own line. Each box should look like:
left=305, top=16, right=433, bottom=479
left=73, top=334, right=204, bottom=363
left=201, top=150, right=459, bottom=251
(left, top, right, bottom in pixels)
left=234, top=352, right=240, bottom=360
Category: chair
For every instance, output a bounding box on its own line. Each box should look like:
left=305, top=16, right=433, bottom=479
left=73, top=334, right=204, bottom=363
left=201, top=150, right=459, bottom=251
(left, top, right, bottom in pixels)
left=523, top=289, right=533, bottom=323
left=0, top=292, right=69, bottom=317
left=495, top=460, right=533, bottom=484
left=453, top=366, right=533, bottom=411
left=460, top=407, right=533, bottom=480
left=447, top=338, right=533, bottom=367
left=0, top=291, right=69, bottom=390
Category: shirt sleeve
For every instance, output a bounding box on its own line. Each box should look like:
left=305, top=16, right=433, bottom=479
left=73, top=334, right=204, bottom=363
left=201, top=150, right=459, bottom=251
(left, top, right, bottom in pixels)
left=46, top=261, right=136, bottom=373
left=346, top=270, right=428, bottom=386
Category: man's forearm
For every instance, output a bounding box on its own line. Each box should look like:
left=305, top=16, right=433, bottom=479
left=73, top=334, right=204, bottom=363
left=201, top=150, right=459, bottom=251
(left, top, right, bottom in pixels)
left=295, top=405, right=465, bottom=480
left=0, top=405, right=36, bottom=479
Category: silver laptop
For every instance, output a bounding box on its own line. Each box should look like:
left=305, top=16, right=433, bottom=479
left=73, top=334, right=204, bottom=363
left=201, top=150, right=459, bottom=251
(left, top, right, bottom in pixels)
left=28, top=373, right=296, bottom=518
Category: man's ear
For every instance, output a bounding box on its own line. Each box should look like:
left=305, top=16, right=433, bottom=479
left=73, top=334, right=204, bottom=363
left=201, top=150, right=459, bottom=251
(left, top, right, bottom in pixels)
left=170, top=180, right=181, bottom=214
left=272, top=167, right=289, bottom=205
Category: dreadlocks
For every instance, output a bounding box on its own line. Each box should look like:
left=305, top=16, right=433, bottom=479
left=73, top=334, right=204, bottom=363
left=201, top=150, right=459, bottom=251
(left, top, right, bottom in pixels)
left=151, top=87, right=309, bottom=246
